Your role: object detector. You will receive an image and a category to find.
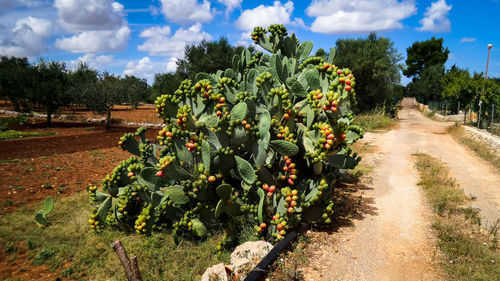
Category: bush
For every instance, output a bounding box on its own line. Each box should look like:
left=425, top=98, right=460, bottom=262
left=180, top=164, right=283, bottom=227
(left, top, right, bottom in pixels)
left=88, top=25, right=363, bottom=249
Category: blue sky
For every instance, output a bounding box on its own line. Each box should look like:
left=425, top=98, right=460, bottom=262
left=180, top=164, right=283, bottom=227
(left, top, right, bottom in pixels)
left=0, top=0, right=498, bottom=84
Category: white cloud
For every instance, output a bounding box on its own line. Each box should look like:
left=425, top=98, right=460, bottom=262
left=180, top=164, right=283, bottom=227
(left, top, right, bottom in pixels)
left=14, top=16, right=52, bottom=37
left=417, top=0, right=452, bottom=32
left=138, top=23, right=212, bottom=58
left=68, top=54, right=114, bottom=69
left=0, top=0, right=47, bottom=9
left=55, top=25, right=130, bottom=53
left=218, top=0, right=242, bottom=15
left=235, top=1, right=294, bottom=31
left=54, top=0, right=124, bottom=32
left=123, top=56, right=171, bottom=83
left=0, top=16, right=52, bottom=57
left=289, top=17, right=306, bottom=29
left=139, top=26, right=171, bottom=38
left=460, top=37, right=476, bottom=43
left=306, top=0, right=416, bottom=34
left=166, top=57, right=178, bottom=72
left=159, top=0, right=214, bottom=25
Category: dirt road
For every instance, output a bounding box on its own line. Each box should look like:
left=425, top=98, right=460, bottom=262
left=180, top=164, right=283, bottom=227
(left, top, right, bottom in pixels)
left=302, top=103, right=500, bottom=280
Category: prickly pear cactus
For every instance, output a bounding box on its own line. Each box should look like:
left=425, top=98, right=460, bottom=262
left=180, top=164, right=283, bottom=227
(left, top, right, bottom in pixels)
left=89, top=24, right=363, bottom=248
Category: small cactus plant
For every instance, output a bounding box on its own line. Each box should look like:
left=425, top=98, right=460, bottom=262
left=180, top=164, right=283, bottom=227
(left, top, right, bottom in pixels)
left=89, top=25, right=363, bottom=247
left=35, top=196, right=54, bottom=226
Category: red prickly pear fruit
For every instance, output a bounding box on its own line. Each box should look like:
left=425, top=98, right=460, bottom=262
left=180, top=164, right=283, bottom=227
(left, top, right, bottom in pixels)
left=269, top=185, right=276, bottom=192
left=288, top=178, right=294, bottom=185
left=345, top=85, right=352, bottom=91
left=277, top=223, right=283, bottom=230
left=260, top=223, right=267, bottom=229
left=285, top=159, right=292, bottom=165
left=323, top=105, right=329, bottom=110
left=283, top=113, right=290, bottom=120
left=345, top=79, right=351, bottom=86
left=267, top=192, right=273, bottom=197
left=226, top=198, right=232, bottom=205
left=263, top=184, right=269, bottom=191
left=219, top=97, right=225, bottom=103
left=128, top=172, right=134, bottom=177
left=208, top=176, right=216, bottom=183
left=341, top=133, right=346, bottom=140
left=156, top=171, right=165, bottom=177
left=216, top=111, right=222, bottom=116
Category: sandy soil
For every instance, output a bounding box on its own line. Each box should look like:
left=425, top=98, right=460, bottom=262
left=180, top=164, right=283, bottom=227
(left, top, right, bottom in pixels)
left=302, top=100, right=500, bottom=280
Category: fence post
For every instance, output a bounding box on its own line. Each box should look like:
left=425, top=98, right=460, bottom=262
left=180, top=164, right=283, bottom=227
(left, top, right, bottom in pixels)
left=470, top=101, right=473, bottom=124
left=478, top=100, right=483, bottom=129
left=492, top=103, right=495, bottom=127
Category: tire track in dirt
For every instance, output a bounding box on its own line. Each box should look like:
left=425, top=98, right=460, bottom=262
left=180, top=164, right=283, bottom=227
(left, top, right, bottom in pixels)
left=303, top=109, right=443, bottom=280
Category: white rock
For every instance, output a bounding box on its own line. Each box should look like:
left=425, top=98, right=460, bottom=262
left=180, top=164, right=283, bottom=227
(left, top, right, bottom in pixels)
left=201, top=263, right=229, bottom=281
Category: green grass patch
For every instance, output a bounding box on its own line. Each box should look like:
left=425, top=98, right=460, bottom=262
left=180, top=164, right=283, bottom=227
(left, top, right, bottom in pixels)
left=448, top=124, right=500, bottom=171
left=0, top=130, right=56, bottom=141
left=414, top=153, right=500, bottom=281
left=0, top=192, right=230, bottom=280
left=352, top=113, right=397, bottom=132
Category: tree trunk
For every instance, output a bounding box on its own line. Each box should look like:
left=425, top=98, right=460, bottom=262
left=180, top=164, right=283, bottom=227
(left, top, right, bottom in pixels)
left=106, top=107, right=111, bottom=130
left=47, top=110, right=52, bottom=127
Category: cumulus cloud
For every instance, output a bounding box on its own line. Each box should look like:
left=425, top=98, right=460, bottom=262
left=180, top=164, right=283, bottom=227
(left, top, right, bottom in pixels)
left=159, top=0, right=214, bottom=25
left=218, top=0, right=242, bottom=16
left=235, top=1, right=294, bottom=31
left=55, top=25, right=130, bottom=53
left=138, top=23, right=212, bottom=58
left=68, top=54, right=114, bottom=69
left=306, top=0, right=416, bottom=34
left=417, top=0, right=452, bottom=32
left=0, top=16, right=52, bottom=57
left=123, top=56, right=172, bottom=83
left=460, top=37, right=476, bottom=43
left=54, top=0, right=131, bottom=53
left=0, top=0, right=47, bottom=9
left=54, top=0, right=124, bottom=32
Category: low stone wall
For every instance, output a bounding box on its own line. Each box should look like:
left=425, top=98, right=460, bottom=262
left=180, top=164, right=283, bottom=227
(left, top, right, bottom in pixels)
left=461, top=125, right=500, bottom=154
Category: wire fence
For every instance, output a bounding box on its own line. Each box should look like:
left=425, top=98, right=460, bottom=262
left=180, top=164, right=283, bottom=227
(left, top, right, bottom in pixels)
left=426, top=100, right=500, bottom=136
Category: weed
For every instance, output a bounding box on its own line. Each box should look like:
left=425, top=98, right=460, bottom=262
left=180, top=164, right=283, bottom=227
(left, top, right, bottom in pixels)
left=0, top=130, right=56, bottom=141
left=0, top=158, right=23, bottom=164
left=448, top=124, right=500, bottom=171
left=0, top=192, right=230, bottom=280
left=415, top=154, right=500, bottom=281
left=352, top=113, right=397, bottom=132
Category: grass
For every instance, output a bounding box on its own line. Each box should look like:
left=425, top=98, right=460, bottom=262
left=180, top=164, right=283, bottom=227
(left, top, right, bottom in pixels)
left=0, top=192, right=230, bottom=280
left=352, top=113, right=397, bottom=132
left=0, top=130, right=56, bottom=141
left=414, top=153, right=500, bottom=281
left=448, top=124, right=500, bottom=171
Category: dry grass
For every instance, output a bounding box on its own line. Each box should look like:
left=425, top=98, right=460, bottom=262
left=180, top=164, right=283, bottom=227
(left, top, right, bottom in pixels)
left=414, top=154, right=500, bottom=281
left=448, top=124, right=500, bottom=171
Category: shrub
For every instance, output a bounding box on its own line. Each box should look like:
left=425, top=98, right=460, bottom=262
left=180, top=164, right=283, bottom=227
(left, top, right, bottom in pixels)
left=88, top=25, right=363, bottom=249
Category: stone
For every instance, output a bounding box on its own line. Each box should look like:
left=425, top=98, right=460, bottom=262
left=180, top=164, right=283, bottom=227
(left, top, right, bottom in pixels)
left=201, top=263, right=229, bottom=281
left=229, top=241, right=273, bottom=278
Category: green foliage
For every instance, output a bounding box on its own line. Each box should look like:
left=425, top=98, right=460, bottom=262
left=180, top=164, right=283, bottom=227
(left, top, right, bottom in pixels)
left=0, top=56, right=36, bottom=111
left=34, top=60, right=71, bottom=126
left=34, top=196, right=54, bottom=226
left=176, top=37, right=252, bottom=80
left=122, top=75, right=148, bottom=109
left=90, top=25, right=364, bottom=247
left=334, top=32, right=403, bottom=112
left=150, top=73, right=183, bottom=103
left=404, top=37, right=449, bottom=102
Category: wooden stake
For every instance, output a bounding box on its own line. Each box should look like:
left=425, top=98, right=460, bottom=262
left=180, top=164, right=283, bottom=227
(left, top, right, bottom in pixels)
left=111, top=240, right=143, bottom=281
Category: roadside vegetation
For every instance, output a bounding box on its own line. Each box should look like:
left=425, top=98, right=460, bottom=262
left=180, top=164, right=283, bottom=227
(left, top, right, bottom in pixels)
left=0, top=192, right=230, bottom=280
left=448, top=124, right=500, bottom=171
left=414, top=154, right=500, bottom=281
left=0, top=130, right=56, bottom=140
left=353, top=113, right=397, bottom=132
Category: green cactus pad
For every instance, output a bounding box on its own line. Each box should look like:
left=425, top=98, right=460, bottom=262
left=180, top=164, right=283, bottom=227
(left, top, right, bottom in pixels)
left=235, top=156, right=256, bottom=184
left=230, top=102, right=248, bottom=120
left=164, top=185, right=188, bottom=205
left=35, top=211, right=47, bottom=226
left=216, top=184, right=232, bottom=200
left=270, top=140, right=299, bottom=156
left=191, top=219, right=208, bottom=237
left=43, top=196, right=54, bottom=215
